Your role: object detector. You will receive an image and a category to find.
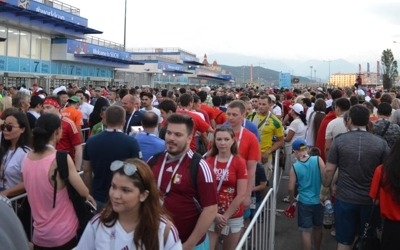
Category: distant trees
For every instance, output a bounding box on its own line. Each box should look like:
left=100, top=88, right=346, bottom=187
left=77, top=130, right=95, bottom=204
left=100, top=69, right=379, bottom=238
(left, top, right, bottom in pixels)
left=381, top=49, right=398, bottom=90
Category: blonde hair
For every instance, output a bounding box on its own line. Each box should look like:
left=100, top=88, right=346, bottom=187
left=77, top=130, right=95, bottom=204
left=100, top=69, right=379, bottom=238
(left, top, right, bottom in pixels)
left=1, top=96, right=12, bottom=112
left=391, top=98, right=400, bottom=110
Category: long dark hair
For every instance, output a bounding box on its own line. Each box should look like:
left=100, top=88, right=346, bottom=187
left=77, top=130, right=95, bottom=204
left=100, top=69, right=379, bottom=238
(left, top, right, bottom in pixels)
left=32, top=113, right=61, bottom=153
left=209, top=126, right=239, bottom=157
left=89, top=97, right=109, bottom=130
left=101, top=158, right=170, bottom=250
left=382, top=138, right=400, bottom=203
left=312, top=99, right=326, bottom=144
left=0, top=109, right=32, bottom=159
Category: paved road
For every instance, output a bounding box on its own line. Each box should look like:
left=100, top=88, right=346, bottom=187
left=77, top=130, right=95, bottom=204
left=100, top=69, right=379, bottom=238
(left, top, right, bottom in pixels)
left=274, top=176, right=337, bottom=250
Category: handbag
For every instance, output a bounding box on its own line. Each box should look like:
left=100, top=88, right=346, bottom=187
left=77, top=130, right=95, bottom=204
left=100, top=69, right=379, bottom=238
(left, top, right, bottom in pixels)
left=52, top=151, right=96, bottom=240
left=353, top=171, right=382, bottom=250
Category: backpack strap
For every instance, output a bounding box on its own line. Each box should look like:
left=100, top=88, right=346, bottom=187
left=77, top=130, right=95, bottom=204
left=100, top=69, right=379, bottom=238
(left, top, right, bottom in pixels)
left=249, top=112, right=256, bottom=122
left=52, top=151, right=69, bottom=208
left=147, top=151, right=165, bottom=168
left=190, top=152, right=202, bottom=191
left=56, top=151, right=69, bottom=180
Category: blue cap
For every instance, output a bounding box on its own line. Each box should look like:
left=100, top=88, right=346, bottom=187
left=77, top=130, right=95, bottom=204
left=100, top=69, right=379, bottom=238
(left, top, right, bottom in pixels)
left=292, top=138, right=308, bottom=151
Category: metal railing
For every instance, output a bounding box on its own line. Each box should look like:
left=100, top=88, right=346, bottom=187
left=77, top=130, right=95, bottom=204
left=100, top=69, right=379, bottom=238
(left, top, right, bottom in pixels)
left=236, top=148, right=282, bottom=250
left=34, top=0, right=80, bottom=15
left=78, top=36, right=125, bottom=51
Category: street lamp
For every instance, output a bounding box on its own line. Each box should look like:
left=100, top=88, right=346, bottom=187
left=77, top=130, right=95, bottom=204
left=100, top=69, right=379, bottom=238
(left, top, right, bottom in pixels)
left=310, top=66, right=313, bottom=82
left=323, top=60, right=332, bottom=84
left=123, top=0, right=127, bottom=49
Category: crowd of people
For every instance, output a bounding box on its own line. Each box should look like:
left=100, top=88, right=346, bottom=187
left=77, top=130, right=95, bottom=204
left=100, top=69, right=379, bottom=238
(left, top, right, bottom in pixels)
left=0, top=82, right=399, bottom=249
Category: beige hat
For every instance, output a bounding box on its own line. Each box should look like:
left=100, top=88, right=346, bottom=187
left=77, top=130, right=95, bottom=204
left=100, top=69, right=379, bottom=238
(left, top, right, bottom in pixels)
left=268, top=94, right=276, bottom=102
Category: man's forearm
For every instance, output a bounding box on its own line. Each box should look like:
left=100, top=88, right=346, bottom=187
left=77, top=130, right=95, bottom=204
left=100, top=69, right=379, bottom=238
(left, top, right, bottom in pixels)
left=74, top=144, right=83, bottom=171
left=184, top=204, right=217, bottom=248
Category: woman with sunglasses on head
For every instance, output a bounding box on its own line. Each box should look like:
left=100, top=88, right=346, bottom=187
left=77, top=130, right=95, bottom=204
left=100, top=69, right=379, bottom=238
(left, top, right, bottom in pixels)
left=76, top=158, right=182, bottom=250
left=206, top=126, right=248, bottom=250
left=22, top=113, right=95, bottom=249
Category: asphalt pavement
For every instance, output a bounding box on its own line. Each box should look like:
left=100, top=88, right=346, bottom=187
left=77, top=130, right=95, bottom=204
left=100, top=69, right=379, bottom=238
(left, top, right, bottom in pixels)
left=274, top=176, right=337, bottom=250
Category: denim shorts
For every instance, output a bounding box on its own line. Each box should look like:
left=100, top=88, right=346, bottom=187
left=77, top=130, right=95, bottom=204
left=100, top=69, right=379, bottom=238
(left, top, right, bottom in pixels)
left=334, top=199, right=379, bottom=245
left=209, top=217, right=244, bottom=234
left=297, top=201, right=323, bottom=231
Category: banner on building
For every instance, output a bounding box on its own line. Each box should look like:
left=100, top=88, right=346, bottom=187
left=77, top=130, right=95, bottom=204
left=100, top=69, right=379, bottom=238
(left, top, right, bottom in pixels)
left=367, top=62, right=370, bottom=77
left=377, top=61, right=380, bottom=77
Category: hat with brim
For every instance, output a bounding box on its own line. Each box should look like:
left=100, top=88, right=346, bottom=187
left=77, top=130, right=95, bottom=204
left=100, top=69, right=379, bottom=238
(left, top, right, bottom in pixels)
left=68, top=96, right=80, bottom=103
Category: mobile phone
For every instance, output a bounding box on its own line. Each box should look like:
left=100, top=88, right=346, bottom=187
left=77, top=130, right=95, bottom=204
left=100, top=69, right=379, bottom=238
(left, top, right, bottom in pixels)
left=131, top=126, right=143, bottom=133
left=85, top=200, right=97, bottom=211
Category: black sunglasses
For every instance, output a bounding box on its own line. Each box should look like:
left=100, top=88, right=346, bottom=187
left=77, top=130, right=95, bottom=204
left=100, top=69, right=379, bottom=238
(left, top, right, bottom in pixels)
left=0, top=124, right=19, bottom=132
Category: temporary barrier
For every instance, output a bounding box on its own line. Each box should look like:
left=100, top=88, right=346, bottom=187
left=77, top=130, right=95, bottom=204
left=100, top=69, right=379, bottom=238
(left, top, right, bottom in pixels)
left=236, top=148, right=282, bottom=250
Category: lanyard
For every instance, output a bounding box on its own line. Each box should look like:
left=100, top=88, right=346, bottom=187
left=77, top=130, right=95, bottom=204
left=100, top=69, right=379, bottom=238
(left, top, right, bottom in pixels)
left=125, top=111, right=135, bottom=134
left=237, top=126, right=244, bottom=148
left=242, top=119, right=246, bottom=127
left=214, top=155, right=234, bottom=192
left=157, top=153, right=186, bottom=195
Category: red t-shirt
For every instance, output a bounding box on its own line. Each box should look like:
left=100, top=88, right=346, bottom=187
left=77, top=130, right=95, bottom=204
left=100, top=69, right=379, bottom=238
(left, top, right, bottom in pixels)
left=61, top=106, right=83, bottom=127
left=282, top=100, right=293, bottom=118
left=151, top=150, right=217, bottom=244
left=177, top=110, right=210, bottom=151
left=370, top=165, right=400, bottom=221
left=56, top=117, right=82, bottom=162
left=235, top=128, right=261, bottom=162
left=206, top=155, right=248, bottom=218
left=315, top=111, right=336, bottom=162
left=212, top=107, right=226, bottom=126
left=201, top=103, right=216, bottom=121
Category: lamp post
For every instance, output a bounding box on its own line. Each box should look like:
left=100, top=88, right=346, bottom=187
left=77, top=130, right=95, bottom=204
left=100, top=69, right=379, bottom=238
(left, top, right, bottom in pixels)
left=123, top=0, right=127, bottom=49
left=310, top=66, right=313, bottom=82
left=323, top=60, right=332, bottom=84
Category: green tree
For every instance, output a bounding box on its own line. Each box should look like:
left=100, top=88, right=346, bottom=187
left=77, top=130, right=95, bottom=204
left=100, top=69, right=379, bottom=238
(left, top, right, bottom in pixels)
left=381, top=49, right=398, bottom=90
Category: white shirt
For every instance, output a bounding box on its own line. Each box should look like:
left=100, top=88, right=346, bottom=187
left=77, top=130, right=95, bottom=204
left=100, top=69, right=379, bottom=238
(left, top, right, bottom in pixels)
left=325, top=116, right=348, bottom=140
left=272, top=104, right=282, bottom=117
left=76, top=216, right=182, bottom=250
left=1, top=147, right=30, bottom=189
left=285, top=118, right=307, bottom=145
left=79, top=102, right=94, bottom=121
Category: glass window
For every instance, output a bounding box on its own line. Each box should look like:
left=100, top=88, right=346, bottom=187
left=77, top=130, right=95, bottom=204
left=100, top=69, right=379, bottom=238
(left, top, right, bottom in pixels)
left=19, top=30, right=31, bottom=58
left=7, top=28, right=19, bottom=57
left=0, top=25, right=5, bottom=56
left=31, top=33, right=41, bottom=59
left=41, top=35, right=50, bottom=60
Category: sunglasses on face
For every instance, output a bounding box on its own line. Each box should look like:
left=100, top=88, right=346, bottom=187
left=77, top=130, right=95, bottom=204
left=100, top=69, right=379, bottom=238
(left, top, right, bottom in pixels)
left=0, top=123, right=19, bottom=132
left=110, top=160, right=139, bottom=176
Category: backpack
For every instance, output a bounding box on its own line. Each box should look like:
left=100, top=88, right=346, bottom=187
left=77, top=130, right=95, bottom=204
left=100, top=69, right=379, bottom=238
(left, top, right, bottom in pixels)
left=52, top=151, right=96, bottom=240
left=147, top=151, right=202, bottom=192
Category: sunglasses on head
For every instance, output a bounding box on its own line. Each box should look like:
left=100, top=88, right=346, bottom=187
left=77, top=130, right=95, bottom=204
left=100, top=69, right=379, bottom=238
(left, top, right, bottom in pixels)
left=110, top=160, right=139, bottom=176
left=0, top=124, right=18, bottom=132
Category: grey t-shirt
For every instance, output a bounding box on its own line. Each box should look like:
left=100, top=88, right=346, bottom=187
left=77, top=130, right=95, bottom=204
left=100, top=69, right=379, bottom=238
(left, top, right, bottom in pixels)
left=327, top=130, right=390, bottom=205
left=0, top=196, right=30, bottom=250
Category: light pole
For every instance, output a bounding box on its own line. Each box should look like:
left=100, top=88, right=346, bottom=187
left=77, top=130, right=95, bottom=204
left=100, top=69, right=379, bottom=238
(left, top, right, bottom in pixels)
left=310, top=66, right=313, bottom=82
left=314, top=69, right=317, bottom=83
left=123, top=0, right=127, bottom=49
left=323, top=60, right=332, bottom=84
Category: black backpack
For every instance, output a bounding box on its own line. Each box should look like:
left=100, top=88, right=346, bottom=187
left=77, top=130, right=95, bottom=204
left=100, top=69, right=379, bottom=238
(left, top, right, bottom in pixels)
left=52, top=151, right=96, bottom=240
left=147, top=151, right=202, bottom=191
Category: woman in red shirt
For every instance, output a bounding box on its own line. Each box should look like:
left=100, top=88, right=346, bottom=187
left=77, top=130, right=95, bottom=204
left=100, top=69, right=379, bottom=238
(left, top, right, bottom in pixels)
left=370, top=138, right=400, bottom=250
left=206, top=126, right=248, bottom=250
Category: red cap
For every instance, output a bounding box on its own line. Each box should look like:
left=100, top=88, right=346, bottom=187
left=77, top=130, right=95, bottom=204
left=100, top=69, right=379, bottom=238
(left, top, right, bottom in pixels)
left=286, top=91, right=293, bottom=99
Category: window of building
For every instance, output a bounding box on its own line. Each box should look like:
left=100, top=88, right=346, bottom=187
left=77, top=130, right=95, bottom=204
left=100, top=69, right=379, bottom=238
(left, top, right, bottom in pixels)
left=0, top=25, right=6, bottom=56
left=19, top=30, right=31, bottom=58
left=7, top=28, right=19, bottom=57
left=40, top=35, right=51, bottom=60
left=31, top=33, right=41, bottom=59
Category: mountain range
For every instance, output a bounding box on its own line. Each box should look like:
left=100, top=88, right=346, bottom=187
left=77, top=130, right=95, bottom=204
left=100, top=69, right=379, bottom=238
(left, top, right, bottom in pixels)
left=208, top=53, right=362, bottom=84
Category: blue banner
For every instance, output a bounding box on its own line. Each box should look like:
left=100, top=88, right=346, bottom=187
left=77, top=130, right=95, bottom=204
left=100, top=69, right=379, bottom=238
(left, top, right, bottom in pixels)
left=279, top=73, right=291, bottom=88
left=158, top=62, right=186, bottom=72
left=6, top=0, right=88, bottom=26
left=65, top=39, right=132, bottom=61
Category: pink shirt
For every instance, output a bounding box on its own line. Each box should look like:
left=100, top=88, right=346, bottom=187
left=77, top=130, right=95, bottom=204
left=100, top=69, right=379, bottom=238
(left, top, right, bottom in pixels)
left=22, top=152, right=78, bottom=247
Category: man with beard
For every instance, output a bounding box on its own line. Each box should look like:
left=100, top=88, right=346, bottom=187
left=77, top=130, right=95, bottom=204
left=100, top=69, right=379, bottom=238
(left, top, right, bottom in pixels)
left=149, top=114, right=217, bottom=250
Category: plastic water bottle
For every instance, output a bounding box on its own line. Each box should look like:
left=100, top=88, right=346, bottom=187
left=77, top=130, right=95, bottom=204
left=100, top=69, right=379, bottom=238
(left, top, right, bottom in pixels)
left=323, top=200, right=333, bottom=229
